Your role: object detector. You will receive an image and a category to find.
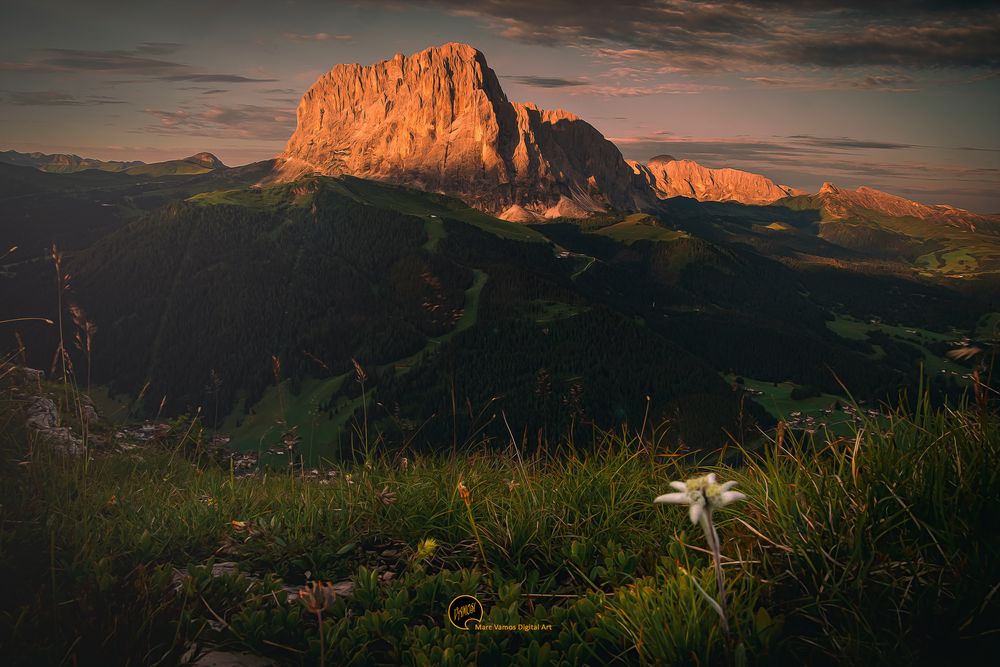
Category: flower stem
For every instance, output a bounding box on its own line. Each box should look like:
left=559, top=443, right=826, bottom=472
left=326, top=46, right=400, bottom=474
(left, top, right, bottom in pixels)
left=700, top=509, right=729, bottom=634
left=316, top=610, right=325, bottom=665
left=464, top=501, right=490, bottom=572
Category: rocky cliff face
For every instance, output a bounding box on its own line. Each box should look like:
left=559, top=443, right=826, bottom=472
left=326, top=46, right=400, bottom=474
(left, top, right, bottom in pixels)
left=273, top=43, right=646, bottom=216
left=629, top=155, right=800, bottom=205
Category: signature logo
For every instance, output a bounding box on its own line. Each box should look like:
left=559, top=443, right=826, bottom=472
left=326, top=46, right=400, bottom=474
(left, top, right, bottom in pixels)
left=447, top=594, right=484, bottom=630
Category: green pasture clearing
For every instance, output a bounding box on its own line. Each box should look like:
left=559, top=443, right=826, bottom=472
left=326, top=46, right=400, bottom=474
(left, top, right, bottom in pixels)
left=726, top=374, right=856, bottom=436
left=917, top=248, right=978, bottom=273
left=589, top=213, right=688, bottom=244
left=187, top=183, right=322, bottom=209
left=826, top=314, right=968, bottom=377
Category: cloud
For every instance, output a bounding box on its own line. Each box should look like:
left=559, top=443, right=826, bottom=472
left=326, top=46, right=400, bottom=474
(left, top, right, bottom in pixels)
left=1, top=91, right=124, bottom=106
left=161, top=73, right=277, bottom=83
left=133, top=42, right=184, bottom=56
left=143, top=103, right=296, bottom=140
left=778, top=23, right=1000, bottom=69
left=786, top=135, right=920, bottom=151
left=744, top=74, right=918, bottom=92
left=0, top=45, right=276, bottom=83
left=283, top=32, right=353, bottom=42
left=370, top=1, right=1000, bottom=73
left=504, top=75, right=588, bottom=88
left=503, top=74, right=721, bottom=95
left=576, top=82, right=725, bottom=96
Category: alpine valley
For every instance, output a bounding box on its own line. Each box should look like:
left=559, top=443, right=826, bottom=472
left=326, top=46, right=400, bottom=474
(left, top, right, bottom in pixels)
left=2, top=43, right=998, bottom=462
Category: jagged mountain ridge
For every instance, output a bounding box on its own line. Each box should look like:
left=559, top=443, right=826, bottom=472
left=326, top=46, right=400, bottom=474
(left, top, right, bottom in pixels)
left=0, top=149, right=143, bottom=173
left=808, top=182, right=999, bottom=231
left=629, top=155, right=802, bottom=205
left=273, top=42, right=648, bottom=216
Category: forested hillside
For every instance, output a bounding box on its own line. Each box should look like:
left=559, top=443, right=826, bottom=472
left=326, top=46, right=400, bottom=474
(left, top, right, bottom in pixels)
left=1, top=168, right=992, bottom=460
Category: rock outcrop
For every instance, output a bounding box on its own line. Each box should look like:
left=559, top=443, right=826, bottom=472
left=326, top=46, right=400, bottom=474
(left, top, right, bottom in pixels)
left=185, top=152, right=227, bottom=170
left=25, top=395, right=82, bottom=454
left=499, top=204, right=543, bottom=222
left=629, top=156, right=800, bottom=205
left=273, top=43, right=646, bottom=216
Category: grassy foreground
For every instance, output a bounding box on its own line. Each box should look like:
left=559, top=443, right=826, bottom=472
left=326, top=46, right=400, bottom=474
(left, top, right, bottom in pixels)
left=1, top=386, right=998, bottom=665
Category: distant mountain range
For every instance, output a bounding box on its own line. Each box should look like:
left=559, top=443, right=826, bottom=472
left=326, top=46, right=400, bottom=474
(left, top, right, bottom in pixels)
left=0, top=149, right=226, bottom=176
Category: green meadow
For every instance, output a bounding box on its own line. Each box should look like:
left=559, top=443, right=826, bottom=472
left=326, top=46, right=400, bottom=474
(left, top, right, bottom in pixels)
left=3, top=375, right=997, bottom=665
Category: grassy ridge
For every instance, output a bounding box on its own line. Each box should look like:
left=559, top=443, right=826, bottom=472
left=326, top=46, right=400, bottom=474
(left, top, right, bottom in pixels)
left=1, top=381, right=998, bottom=665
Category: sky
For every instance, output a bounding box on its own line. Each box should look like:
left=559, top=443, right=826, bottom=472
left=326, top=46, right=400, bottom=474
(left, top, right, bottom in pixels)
left=1, top=0, right=998, bottom=212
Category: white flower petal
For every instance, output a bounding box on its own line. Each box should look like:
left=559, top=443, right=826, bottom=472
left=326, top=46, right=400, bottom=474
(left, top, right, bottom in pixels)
left=689, top=501, right=704, bottom=525
left=720, top=481, right=738, bottom=492
left=669, top=481, right=687, bottom=492
left=719, top=491, right=746, bottom=506
left=654, top=492, right=689, bottom=505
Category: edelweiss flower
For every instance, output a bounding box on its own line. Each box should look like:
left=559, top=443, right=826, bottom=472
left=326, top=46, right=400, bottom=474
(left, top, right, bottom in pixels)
left=654, top=473, right=746, bottom=635
left=654, top=473, right=745, bottom=525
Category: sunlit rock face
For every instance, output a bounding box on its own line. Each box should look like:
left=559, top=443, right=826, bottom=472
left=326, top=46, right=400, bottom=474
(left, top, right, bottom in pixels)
left=274, top=42, right=646, bottom=216
left=814, top=182, right=996, bottom=230
left=629, top=156, right=801, bottom=206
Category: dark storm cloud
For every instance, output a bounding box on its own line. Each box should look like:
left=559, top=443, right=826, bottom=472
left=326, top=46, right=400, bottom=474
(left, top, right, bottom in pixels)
left=779, top=23, right=1000, bottom=68
left=377, top=0, right=1000, bottom=71
left=503, top=75, right=589, bottom=88
left=2, top=91, right=124, bottom=106
left=0, top=45, right=275, bottom=82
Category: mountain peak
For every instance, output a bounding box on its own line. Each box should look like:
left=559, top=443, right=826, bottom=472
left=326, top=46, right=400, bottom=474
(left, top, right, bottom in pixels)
left=273, top=44, right=642, bottom=215
left=812, top=182, right=995, bottom=229
left=186, top=152, right=226, bottom=169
